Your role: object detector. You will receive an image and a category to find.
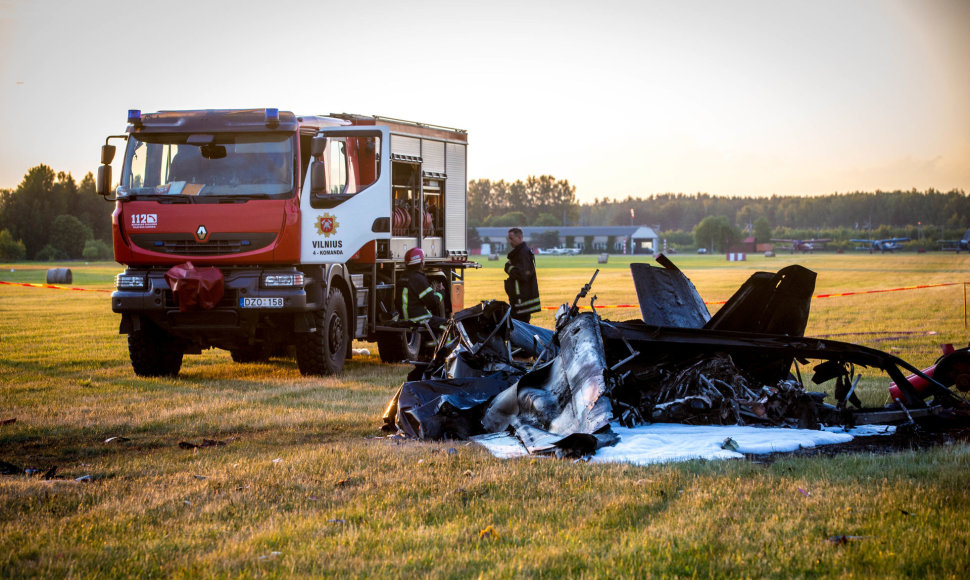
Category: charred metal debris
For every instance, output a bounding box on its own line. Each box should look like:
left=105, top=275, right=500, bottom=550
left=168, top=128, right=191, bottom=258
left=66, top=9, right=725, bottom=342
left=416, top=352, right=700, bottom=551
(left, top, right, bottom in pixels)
left=382, top=256, right=970, bottom=458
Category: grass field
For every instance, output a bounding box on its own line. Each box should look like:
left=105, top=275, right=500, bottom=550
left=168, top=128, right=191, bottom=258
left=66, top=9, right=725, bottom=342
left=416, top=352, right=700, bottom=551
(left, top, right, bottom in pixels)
left=2, top=253, right=970, bottom=577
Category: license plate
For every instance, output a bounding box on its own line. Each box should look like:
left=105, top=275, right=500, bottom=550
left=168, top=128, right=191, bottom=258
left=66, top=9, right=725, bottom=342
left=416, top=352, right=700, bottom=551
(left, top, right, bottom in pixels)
left=240, top=297, right=284, bottom=308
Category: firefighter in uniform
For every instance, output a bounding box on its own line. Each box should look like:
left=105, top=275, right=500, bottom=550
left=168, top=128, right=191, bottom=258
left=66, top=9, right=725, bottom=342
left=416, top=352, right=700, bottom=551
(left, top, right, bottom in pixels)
left=504, top=227, right=541, bottom=323
left=395, top=248, right=447, bottom=339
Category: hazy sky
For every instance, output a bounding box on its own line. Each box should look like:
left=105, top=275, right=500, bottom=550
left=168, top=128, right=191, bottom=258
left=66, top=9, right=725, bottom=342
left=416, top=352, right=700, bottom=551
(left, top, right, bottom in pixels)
left=1, top=0, right=968, bottom=203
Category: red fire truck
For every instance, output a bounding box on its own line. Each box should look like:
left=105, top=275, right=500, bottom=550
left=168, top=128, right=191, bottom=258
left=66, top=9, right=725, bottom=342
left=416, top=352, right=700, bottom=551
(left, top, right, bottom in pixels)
left=96, top=109, right=472, bottom=377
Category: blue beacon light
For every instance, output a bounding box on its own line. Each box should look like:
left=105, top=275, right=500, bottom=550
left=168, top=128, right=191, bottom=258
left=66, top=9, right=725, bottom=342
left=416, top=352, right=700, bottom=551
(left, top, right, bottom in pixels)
left=265, top=108, right=279, bottom=126
left=127, top=109, right=141, bottom=124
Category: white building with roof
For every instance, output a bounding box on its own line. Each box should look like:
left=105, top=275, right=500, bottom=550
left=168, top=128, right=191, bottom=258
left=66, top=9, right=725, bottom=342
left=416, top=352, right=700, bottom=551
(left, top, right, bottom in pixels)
left=475, top=226, right=659, bottom=255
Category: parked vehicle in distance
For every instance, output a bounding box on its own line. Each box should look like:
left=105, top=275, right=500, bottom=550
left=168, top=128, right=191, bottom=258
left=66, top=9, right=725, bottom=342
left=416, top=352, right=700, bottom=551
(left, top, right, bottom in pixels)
left=537, top=247, right=580, bottom=255
left=851, top=237, right=909, bottom=253
left=770, top=238, right=832, bottom=253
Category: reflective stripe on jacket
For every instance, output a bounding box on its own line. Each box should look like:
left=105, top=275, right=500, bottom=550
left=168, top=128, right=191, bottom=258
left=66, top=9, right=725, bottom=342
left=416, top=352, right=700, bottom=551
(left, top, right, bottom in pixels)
left=396, top=269, right=443, bottom=323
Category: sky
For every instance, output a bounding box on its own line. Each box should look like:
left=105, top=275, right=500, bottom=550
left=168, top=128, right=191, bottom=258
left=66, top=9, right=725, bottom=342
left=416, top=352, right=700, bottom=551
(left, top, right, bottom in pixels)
left=1, top=0, right=968, bottom=203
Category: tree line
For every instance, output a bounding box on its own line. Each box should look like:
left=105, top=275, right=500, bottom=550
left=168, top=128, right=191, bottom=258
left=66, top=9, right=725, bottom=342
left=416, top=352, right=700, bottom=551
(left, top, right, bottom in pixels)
left=583, top=189, right=970, bottom=252
left=2, top=163, right=968, bottom=261
left=468, top=176, right=578, bottom=227
left=468, top=180, right=970, bottom=251
left=584, top=190, right=970, bottom=232
left=469, top=179, right=969, bottom=233
left=0, top=166, right=112, bottom=261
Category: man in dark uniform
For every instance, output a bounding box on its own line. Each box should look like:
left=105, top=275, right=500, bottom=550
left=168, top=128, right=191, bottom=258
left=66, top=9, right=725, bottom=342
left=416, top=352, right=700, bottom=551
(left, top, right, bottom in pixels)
left=504, top=227, right=540, bottom=323
left=395, top=247, right=447, bottom=333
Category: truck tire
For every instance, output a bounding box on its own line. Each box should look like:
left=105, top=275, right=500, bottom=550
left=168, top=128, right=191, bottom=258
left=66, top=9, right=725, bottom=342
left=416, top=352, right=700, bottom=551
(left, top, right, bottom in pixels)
left=376, top=328, right=423, bottom=363
left=128, top=321, right=183, bottom=377
left=296, top=287, right=349, bottom=376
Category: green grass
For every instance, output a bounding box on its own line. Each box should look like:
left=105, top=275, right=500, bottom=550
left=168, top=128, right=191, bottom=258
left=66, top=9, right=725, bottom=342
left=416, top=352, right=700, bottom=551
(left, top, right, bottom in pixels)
left=2, top=255, right=970, bottom=577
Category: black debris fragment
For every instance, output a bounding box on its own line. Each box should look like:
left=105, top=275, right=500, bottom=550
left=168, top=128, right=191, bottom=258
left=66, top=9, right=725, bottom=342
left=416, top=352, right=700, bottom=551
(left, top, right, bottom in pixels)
left=0, top=460, right=22, bottom=475
left=178, top=438, right=228, bottom=450
left=826, top=534, right=871, bottom=545
left=630, top=259, right=709, bottom=329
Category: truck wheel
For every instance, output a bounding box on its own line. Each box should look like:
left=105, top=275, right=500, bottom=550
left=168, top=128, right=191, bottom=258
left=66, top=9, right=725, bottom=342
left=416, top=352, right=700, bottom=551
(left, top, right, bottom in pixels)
left=296, top=287, right=349, bottom=376
left=376, top=328, right=423, bottom=363
left=128, top=321, right=183, bottom=377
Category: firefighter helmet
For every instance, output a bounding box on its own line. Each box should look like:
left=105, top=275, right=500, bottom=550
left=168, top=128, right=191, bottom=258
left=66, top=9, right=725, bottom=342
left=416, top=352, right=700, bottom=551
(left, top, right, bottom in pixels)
left=405, top=247, right=425, bottom=267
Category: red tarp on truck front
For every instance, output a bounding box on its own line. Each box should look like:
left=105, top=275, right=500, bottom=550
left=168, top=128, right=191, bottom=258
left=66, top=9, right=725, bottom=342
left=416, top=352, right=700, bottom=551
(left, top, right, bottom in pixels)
left=164, top=262, right=225, bottom=312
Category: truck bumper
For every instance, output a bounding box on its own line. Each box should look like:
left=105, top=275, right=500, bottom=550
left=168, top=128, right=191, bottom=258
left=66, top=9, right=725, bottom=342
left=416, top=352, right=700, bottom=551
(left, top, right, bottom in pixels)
left=111, top=268, right=315, bottom=345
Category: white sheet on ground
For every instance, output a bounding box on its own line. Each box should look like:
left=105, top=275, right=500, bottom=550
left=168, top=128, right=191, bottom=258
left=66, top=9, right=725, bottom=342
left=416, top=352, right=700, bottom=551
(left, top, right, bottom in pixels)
left=473, top=422, right=895, bottom=464
left=592, top=423, right=894, bottom=466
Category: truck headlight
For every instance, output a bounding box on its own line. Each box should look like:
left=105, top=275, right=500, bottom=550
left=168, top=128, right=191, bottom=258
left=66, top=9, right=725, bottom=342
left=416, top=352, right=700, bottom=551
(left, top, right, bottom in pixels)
left=115, top=273, right=147, bottom=290
left=262, top=273, right=304, bottom=288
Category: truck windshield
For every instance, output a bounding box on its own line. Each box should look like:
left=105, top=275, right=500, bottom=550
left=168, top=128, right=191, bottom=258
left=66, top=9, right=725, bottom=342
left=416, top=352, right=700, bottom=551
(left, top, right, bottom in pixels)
left=118, top=133, right=295, bottom=199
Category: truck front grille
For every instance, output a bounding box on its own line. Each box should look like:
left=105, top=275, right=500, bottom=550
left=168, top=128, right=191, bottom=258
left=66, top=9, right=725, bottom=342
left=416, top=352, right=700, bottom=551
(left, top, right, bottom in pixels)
left=130, top=233, right=276, bottom=256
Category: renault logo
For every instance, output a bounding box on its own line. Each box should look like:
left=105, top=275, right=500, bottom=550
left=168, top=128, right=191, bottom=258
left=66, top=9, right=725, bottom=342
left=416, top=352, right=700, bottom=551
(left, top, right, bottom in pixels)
left=195, top=225, right=210, bottom=243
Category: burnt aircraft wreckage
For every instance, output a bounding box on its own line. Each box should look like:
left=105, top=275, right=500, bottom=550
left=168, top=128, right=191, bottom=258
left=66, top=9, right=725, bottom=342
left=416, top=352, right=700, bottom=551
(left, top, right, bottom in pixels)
left=382, top=256, right=970, bottom=458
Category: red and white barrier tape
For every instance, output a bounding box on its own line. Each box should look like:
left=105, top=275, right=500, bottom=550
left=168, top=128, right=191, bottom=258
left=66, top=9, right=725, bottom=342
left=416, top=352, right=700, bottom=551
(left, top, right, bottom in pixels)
left=2, top=279, right=963, bottom=305
left=0, top=280, right=111, bottom=293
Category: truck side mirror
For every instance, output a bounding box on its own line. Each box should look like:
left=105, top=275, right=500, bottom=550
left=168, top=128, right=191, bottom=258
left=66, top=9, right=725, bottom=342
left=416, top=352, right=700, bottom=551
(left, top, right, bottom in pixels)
left=310, top=160, right=327, bottom=194
left=96, top=164, right=112, bottom=197
left=97, top=136, right=127, bottom=198
left=310, top=135, right=326, bottom=157
left=101, top=144, right=116, bottom=165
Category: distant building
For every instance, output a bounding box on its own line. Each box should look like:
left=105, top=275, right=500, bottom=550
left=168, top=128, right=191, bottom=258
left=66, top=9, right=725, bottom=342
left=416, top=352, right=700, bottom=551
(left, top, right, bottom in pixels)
left=729, top=237, right=757, bottom=254
left=475, top=226, right=659, bottom=255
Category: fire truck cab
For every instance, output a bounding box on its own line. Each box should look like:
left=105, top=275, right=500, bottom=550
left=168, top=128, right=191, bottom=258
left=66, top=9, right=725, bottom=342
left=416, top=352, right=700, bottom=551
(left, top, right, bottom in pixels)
left=97, top=108, right=472, bottom=377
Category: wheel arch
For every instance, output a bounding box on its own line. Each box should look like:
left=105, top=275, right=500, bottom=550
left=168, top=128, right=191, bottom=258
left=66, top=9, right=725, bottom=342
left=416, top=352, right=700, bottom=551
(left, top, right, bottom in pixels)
left=300, top=263, right=354, bottom=317
left=324, top=264, right=355, bottom=323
